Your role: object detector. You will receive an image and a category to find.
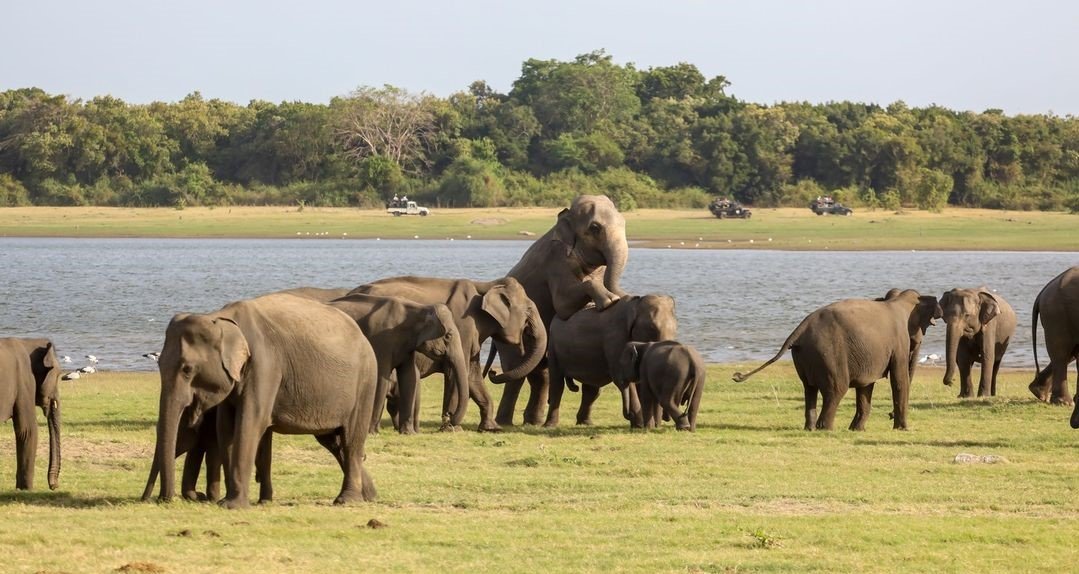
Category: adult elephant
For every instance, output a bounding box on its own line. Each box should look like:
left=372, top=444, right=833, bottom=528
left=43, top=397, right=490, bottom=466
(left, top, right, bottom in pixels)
left=150, top=293, right=379, bottom=508
left=733, top=290, right=942, bottom=431
left=939, top=287, right=1016, bottom=398
left=493, top=194, right=629, bottom=426
left=1027, top=266, right=1079, bottom=408
left=350, top=276, right=546, bottom=432
left=544, top=295, right=677, bottom=428
left=0, top=338, right=61, bottom=491
left=326, top=294, right=470, bottom=434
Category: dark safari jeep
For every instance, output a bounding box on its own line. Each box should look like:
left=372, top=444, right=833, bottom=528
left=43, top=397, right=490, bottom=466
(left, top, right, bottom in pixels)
left=708, top=197, right=752, bottom=219
left=809, top=196, right=853, bottom=216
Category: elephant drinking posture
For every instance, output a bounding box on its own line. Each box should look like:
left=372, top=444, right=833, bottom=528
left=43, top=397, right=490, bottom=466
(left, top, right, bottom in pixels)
left=1027, top=266, right=1079, bottom=411
left=151, top=293, right=379, bottom=508
left=545, top=295, right=678, bottom=428
left=940, top=287, right=1016, bottom=398
left=0, top=338, right=61, bottom=490
left=619, top=341, right=706, bottom=431
left=733, top=290, right=941, bottom=431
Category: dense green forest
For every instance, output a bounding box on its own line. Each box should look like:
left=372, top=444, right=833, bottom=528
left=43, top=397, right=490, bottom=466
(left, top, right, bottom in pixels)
left=2, top=51, right=1078, bottom=211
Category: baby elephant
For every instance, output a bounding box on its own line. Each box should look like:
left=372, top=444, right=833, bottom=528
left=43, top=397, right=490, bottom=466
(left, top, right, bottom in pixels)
left=619, top=341, right=706, bottom=431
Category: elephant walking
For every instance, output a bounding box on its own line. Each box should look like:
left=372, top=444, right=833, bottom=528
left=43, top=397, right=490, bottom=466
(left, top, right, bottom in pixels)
left=0, top=338, right=61, bottom=491
left=940, top=288, right=1016, bottom=398
left=733, top=290, right=941, bottom=431
left=1027, top=266, right=1079, bottom=410
left=150, top=293, right=379, bottom=508
left=619, top=341, right=706, bottom=431
left=493, top=195, right=629, bottom=426
left=544, top=295, right=678, bottom=428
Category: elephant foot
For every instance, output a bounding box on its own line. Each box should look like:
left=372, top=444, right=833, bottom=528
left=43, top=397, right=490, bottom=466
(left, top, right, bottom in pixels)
left=439, top=423, right=463, bottom=433
left=575, top=418, right=594, bottom=426
left=333, top=487, right=371, bottom=505
left=477, top=421, right=503, bottom=433
left=1028, top=381, right=1050, bottom=402
left=542, top=418, right=559, bottom=428
left=522, top=413, right=544, bottom=426
left=182, top=490, right=202, bottom=502
left=218, top=496, right=250, bottom=510
left=957, top=392, right=972, bottom=399
left=1050, top=395, right=1075, bottom=406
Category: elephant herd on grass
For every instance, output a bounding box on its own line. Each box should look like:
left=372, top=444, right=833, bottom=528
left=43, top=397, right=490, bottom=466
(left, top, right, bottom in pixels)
left=2, top=195, right=1078, bottom=508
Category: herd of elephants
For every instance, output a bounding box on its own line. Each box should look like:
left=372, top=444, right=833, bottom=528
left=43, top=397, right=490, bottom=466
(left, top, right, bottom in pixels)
left=2, top=195, right=1078, bottom=508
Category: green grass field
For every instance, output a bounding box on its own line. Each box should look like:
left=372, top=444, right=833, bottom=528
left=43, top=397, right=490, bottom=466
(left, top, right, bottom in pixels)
left=1, top=206, right=1076, bottom=250
left=1, top=366, right=1077, bottom=573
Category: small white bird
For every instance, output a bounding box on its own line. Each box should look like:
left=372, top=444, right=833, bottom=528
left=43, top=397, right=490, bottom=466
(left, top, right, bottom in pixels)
left=143, top=352, right=160, bottom=362
left=61, top=356, right=72, bottom=364
left=918, top=353, right=942, bottom=364
left=78, top=365, right=97, bottom=374
left=85, top=355, right=98, bottom=364
left=62, top=371, right=81, bottom=381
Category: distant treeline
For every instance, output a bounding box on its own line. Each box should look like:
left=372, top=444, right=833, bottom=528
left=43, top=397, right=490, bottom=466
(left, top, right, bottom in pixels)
left=2, top=50, right=1078, bottom=212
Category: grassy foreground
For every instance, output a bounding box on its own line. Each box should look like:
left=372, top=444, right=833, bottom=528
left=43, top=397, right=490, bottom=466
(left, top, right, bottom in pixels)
left=1, top=366, right=1077, bottom=573
left=1, top=206, right=1077, bottom=250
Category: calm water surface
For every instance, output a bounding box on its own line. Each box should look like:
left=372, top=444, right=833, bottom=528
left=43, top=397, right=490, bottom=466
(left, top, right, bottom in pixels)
left=1, top=237, right=1075, bottom=372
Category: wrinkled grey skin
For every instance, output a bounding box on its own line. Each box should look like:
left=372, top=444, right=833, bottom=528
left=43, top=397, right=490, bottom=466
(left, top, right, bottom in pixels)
left=545, top=295, right=678, bottom=428
left=327, top=294, right=470, bottom=434
left=0, top=338, right=61, bottom=491
left=940, top=287, right=1016, bottom=398
left=734, top=290, right=942, bottom=431
left=493, top=194, right=629, bottom=427
left=619, top=341, right=706, bottom=431
left=351, top=277, right=547, bottom=432
left=1026, top=267, right=1079, bottom=413
left=150, top=293, right=378, bottom=508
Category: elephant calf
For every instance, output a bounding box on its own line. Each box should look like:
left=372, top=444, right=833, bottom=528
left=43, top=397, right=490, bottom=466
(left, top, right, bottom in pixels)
left=0, top=338, right=62, bottom=490
left=619, top=341, right=705, bottom=431
left=940, top=287, right=1016, bottom=398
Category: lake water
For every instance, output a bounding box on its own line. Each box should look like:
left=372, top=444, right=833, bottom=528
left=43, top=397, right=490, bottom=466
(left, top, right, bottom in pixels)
left=1, top=237, right=1076, bottom=372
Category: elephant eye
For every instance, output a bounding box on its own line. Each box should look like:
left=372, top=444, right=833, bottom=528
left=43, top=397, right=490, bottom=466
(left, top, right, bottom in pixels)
left=181, top=364, right=194, bottom=376
left=588, top=222, right=602, bottom=234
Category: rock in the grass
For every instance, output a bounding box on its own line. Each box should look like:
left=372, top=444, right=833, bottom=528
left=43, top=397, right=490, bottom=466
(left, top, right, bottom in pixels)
left=518, top=230, right=536, bottom=236
left=953, top=452, right=1009, bottom=464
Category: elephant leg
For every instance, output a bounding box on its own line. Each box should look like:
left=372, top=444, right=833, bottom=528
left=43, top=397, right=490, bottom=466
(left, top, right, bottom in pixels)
left=622, top=383, right=644, bottom=428
left=1029, top=366, right=1053, bottom=401
left=990, top=344, right=1007, bottom=396
left=636, top=384, right=655, bottom=429
left=658, top=387, right=689, bottom=431
left=468, top=362, right=502, bottom=432
left=793, top=360, right=817, bottom=431
left=12, top=403, right=37, bottom=490
left=576, top=385, right=601, bottom=426
left=316, top=432, right=346, bottom=471
left=849, top=384, right=874, bottom=431
left=1050, top=360, right=1073, bottom=406
left=889, top=360, right=911, bottom=430
left=256, top=432, right=273, bottom=504
left=372, top=375, right=394, bottom=434
left=522, top=370, right=548, bottom=426
left=957, top=345, right=974, bottom=398
left=395, top=362, right=420, bottom=435
left=494, top=378, right=524, bottom=427
left=204, top=441, right=223, bottom=502
left=334, top=416, right=375, bottom=505
left=543, top=376, right=566, bottom=428
left=182, top=445, right=207, bottom=501
left=815, top=378, right=846, bottom=431
left=218, top=402, right=270, bottom=510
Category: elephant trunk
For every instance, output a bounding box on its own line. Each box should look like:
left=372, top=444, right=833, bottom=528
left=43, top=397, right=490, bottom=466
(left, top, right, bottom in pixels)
left=44, top=399, right=61, bottom=490
left=603, top=228, right=628, bottom=296
left=489, top=304, right=548, bottom=384
left=446, top=339, right=471, bottom=427
left=153, top=393, right=186, bottom=502
left=943, top=321, right=962, bottom=386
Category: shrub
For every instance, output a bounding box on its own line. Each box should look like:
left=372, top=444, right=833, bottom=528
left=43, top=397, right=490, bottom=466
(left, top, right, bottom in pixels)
left=0, top=174, right=31, bottom=206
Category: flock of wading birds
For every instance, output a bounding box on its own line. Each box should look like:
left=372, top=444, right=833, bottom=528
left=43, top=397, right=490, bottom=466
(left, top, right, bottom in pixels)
left=1, top=195, right=1077, bottom=507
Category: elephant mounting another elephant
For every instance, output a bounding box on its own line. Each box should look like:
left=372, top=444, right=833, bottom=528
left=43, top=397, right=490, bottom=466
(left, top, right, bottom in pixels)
left=733, top=290, right=941, bottom=431
left=491, top=194, right=630, bottom=427
left=1026, top=267, right=1079, bottom=414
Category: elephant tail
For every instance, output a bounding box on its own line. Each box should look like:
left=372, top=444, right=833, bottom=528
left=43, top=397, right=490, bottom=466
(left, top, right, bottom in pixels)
left=731, top=315, right=811, bottom=383
left=1031, top=295, right=1041, bottom=374
left=681, top=353, right=705, bottom=407
left=482, top=343, right=497, bottom=380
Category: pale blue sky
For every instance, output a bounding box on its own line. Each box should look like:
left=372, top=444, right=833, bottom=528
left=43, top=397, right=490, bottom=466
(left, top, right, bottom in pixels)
left=5, top=0, right=1078, bottom=114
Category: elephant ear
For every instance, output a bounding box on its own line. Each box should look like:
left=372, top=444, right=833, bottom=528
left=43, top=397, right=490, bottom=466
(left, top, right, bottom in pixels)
left=938, top=290, right=952, bottom=309
left=215, top=318, right=250, bottom=384
left=619, top=343, right=643, bottom=384
left=553, top=208, right=576, bottom=257
left=977, top=292, right=1000, bottom=324
left=481, top=286, right=513, bottom=330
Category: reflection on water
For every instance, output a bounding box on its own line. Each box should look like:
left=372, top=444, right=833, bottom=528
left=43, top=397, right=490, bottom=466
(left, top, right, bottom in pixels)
left=1, top=237, right=1075, bottom=371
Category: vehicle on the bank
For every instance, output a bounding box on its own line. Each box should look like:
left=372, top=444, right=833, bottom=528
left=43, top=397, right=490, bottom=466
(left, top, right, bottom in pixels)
left=708, top=197, right=752, bottom=219
left=809, top=196, right=853, bottom=216
left=386, top=199, right=429, bottom=216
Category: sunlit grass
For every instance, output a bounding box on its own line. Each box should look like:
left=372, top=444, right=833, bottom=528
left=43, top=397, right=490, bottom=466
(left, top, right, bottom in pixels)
left=1, top=206, right=1076, bottom=251
left=0, top=366, right=1076, bottom=572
